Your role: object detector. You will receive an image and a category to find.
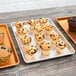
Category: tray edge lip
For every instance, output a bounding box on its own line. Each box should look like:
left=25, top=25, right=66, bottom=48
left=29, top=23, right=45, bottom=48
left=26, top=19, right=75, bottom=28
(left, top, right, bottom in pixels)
left=56, top=15, right=76, bottom=21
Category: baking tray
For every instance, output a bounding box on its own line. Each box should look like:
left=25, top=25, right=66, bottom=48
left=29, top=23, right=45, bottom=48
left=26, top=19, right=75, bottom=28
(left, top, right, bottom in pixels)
left=56, top=16, right=76, bottom=44
left=0, top=24, right=19, bottom=69
left=11, top=18, right=75, bottom=63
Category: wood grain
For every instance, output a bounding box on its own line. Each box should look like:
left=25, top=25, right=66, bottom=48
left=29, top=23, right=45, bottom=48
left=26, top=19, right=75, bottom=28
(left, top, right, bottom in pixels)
left=0, top=5, right=76, bottom=76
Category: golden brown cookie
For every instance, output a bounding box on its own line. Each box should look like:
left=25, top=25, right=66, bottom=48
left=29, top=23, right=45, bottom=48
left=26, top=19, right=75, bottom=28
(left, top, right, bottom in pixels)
left=39, top=18, right=47, bottom=24
left=27, top=19, right=37, bottom=26
left=40, top=42, right=51, bottom=56
left=40, top=42, right=51, bottom=51
left=21, top=35, right=31, bottom=46
left=17, top=28, right=28, bottom=35
left=25, top=45, right=37, bottom=60
left=56, top=39, right=66, bottom=49
left=35, top=33, right=45, bottom=45
left=15, top=21, right=24, bottom=28
left=45, top=25, right=54, bottom=35
left=56, top=39, right=66, bottom=54
left=50, top=31, right=60, bottom=40
left=0, top=46, right=12, bottom=65
left=27, top=19, right=38, bottom=31
left=26, top=45, right=37, bottom=55
left=35, top=23, right=43, bottom=33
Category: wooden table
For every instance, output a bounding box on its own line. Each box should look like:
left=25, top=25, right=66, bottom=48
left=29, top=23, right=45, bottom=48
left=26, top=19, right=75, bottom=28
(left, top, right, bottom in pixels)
left=0, top=5, right=76, bottom=76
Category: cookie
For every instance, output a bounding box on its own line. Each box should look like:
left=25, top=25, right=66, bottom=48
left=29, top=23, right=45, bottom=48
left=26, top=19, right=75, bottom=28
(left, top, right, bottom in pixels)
left=21, top=35, right=31, bottom=46
left=15, top=21, right=24, bottom=28
left=56, top=39, right=66, bottom=49
left=50, top=31, right=60, bottom=41
left=35, top=33, right=45, bottom=45
left=56, top=39, right=66, bottom=54
left=39, top=18, right=47, bottom=24
left=45, top=25, right=54, bottom=35
left=0, top=46, right=12, bottom=65
left=17, top=28, right=28, bottom=35
left=26, top=45, right=37, bottom=55
left=35, top=23, right=43, bottom=33
left=27, top=19, right=37, bottom=26
left=26, top=45, right=37, bottom=60
left=40, top=42, right=51, bottom=56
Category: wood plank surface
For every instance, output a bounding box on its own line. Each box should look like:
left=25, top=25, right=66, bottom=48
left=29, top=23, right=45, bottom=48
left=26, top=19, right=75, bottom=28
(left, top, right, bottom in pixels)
left=0, top=5, right=76, bottom=76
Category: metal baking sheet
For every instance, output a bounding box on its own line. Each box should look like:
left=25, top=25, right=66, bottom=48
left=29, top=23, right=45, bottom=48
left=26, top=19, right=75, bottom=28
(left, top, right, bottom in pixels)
left=11, top=18, right=75, bottom=63
left=0, top=24, right=20, bottom=69
left=56, top=16, right=76, bottom=44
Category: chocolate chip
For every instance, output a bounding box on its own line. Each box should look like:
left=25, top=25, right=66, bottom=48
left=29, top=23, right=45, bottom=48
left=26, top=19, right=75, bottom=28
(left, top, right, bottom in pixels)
left=43, top=35, right=45, bottom=38
left=64, top=44, right=66, bottom=46
left=8, top=49, right=12, bottom=53
left=36, top=34, right=38, bottom=36
left=53, top=35, right=55, bottom=37
left=39, top=37, right=41, bottom=39
left=2, top=33, right=4, bottom=34
left=31, top=45, right=33, bottom=47
left=34, top=49, right=36, bottom=51
left=50, top=34, right=52, bottom=37
left=1, top=46, right=6, bottom=50
left=40, top=45, right=42, bottom=48
left=31, top=52, right=34, bottom=54
left=59, top=44, right=62, bottom=46
left=48, top=46, right=50, bottom=48
left=31, top=50, right=36, bottom=54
